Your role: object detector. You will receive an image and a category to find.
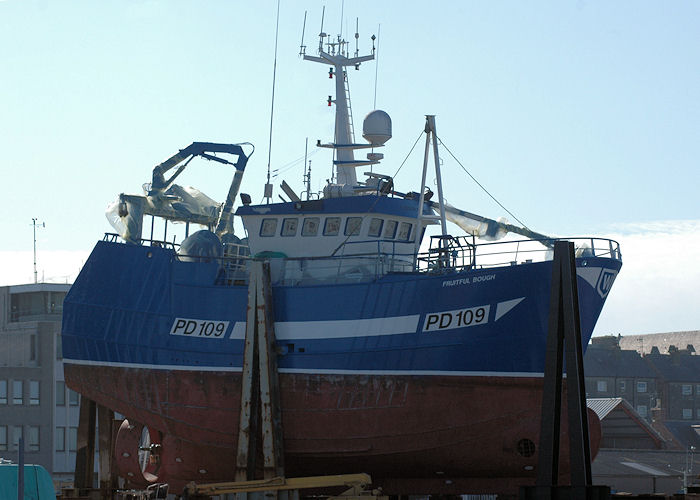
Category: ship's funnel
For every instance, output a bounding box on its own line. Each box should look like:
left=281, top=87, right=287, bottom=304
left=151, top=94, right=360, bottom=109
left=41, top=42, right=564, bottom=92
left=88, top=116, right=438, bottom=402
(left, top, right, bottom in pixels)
left=363, top=110, right=392, bottom=146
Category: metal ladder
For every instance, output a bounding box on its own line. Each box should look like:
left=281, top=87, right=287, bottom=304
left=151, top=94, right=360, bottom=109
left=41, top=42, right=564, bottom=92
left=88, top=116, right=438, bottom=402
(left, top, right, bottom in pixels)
left=344, top=71, right=356, bottom=143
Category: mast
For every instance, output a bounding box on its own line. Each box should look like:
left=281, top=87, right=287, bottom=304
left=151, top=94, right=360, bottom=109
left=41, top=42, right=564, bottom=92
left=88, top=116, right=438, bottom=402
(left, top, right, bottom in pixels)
left=301, top=19, right=375, bottom=190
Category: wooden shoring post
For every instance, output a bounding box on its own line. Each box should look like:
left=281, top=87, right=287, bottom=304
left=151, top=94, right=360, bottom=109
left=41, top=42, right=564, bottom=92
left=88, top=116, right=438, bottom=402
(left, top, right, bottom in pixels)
left=97, top=404, right=116, bottom=499
left=74, top=396, right=97, bottom=492
left=235, top=260, right=286, bottom=500
left=256, top=261, right=285, bottom=480
left=236, top=263, right=262, bottom=483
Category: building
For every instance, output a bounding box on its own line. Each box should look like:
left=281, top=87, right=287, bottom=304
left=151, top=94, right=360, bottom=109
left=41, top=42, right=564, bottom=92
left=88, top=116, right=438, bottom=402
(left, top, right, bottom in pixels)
left=584, top=337, right=658, bottom=418
left=0, top=283, right=79, bottom=487
left=587, top=398, right=665, bottom=450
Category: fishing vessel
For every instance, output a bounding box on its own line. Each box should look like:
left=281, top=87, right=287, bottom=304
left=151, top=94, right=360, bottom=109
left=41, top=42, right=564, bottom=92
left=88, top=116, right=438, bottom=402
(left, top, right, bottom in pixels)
left=61, top=24, right=622, bottom=495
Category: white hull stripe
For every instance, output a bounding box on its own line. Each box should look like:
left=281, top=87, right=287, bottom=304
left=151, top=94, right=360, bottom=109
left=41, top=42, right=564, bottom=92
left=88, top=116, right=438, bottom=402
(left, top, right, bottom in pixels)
left=229, top=315, right=421, bottom=340
left=62, top=358, right=544, bottom=378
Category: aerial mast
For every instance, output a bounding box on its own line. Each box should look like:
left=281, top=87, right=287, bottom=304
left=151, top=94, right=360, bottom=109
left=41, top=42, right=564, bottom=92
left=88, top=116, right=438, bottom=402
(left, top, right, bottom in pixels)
left=300, top=12, right=376, bottom=191
left=31, top=218, right=45, bottom=284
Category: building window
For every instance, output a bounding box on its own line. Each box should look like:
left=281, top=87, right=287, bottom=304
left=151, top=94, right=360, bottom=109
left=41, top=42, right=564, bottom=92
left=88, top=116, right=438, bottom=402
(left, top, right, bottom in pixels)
left=0, top=380, right=6, bottom=405
left=637, top=405, right=648, bottom=417
left=323, top=217, right=341, bottom=236
left=368, top=218, right=383, bottom=237
left=56, top=334, right=63, bottom=360
left=30, top=334, right=37, bottom=361
left=597, top=380, right=608, bottom=392
left=68, top=427, right=78, bottom=452
left=55, top=427, right=65, bottom=452
left=28, top=426, right=39, bottom=452
left=259, top=218, right=277, bottom=237
left=281, top=218, right=298, bottom=237
left=56, top=381, right=66, bottom=406
left=13, top=426, right=23, bottom=450
left=12, top=380, right=23, bottom=405
left=683, top=408, right=693, bottom=420
left=301, top=217, right=320, bottom=237
left=383, top=220, right=398, bottom=239
left=344, top=217, right=362, bottom=236
left=0, top=426, right=7, bottom=451
left=68, top=389, right=80, bottom=406
left=29, top=380, right=39, bottom=405
left=682, top=384, right=693, bottom=396
left=397, top=222, right=412, bottom=241
left=619, top=380, right=626, bottom=392
left=637, top=381, right=647, bottom=393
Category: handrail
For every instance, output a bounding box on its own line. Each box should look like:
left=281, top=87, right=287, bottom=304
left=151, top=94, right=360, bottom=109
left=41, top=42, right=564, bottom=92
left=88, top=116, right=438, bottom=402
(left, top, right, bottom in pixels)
left=103, top=232, right=621, bottom=286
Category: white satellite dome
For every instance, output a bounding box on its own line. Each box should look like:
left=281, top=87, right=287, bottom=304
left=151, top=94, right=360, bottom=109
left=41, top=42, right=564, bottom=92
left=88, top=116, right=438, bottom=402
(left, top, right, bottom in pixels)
left=362, top=110, right=392, bottom=146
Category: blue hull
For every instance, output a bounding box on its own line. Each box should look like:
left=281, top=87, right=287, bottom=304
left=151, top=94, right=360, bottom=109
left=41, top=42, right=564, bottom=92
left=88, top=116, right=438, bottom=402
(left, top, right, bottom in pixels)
left=62, top=240, right=620, bottom=375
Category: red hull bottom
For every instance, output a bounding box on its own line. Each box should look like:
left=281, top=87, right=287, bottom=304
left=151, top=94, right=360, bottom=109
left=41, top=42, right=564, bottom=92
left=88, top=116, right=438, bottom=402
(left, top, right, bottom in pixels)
left=64, top=365, right=600, bottom=495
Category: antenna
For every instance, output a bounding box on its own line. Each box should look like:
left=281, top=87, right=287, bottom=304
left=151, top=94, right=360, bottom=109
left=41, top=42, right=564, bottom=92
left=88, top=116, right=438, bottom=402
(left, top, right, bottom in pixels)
left=354, top=18, right=359, bottom=57
left=373, top=25, right=380, bottom=108
left=318, top=6, right=326, bottom=53
left=299, top=11, right=307, bottom=56
left=31, top=218, right=45, bottom=284
left=265, top=0, right=281, bottom=204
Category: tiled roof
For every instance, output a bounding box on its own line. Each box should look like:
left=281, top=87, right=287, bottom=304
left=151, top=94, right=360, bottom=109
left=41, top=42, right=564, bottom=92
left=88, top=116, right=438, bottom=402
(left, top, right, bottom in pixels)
left=619, top=331, right=700, bottom=356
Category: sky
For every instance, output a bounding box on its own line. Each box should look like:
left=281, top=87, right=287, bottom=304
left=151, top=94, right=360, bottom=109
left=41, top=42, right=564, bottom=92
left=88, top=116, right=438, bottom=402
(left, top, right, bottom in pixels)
left=0, top=1, right=698, bottom=337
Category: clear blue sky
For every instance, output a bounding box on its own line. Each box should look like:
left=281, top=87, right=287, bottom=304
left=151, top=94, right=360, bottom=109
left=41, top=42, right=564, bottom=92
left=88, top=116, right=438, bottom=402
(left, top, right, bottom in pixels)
left=1, top=1, right=698, bottom=335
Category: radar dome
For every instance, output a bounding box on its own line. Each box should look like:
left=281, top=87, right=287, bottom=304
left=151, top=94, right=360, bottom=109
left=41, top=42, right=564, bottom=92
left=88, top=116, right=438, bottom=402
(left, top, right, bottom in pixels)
left=362, top=110, right=392, bottom=146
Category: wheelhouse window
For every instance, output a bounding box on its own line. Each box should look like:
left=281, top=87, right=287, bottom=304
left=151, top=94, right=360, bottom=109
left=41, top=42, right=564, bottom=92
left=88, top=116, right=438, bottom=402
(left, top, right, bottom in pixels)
left=368, top=218, right=383, bottom=237
left=302, top=217, right=320, bottom=236
left=0, top=380, right=6, bottom=405
left=383, top=220, right=398, bottom=239
left=397, top=222, right=412, bottom=241
left=260, top=218, right=278, bottom=237
left=323, top=217, right=341, bottom=236
left=281, top=218, right=298, bottom=237
left=345, top=217, right=362, bottom=236
left=637, top=381, right=647, bottom=393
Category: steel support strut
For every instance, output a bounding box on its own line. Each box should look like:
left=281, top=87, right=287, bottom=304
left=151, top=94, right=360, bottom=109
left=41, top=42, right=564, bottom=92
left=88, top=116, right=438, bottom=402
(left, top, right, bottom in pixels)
left=521, top=241, right=610, bottom=500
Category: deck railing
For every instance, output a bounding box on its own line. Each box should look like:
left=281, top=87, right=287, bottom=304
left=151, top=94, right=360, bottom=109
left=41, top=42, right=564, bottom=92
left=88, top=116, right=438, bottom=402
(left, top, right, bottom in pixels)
left=103, top=233, right=621, bottom=286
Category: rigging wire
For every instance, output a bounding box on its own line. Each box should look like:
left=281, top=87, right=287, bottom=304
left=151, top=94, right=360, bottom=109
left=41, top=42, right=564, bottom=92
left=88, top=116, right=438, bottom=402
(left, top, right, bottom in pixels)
left=436, top=136, right=530, bottom=229
left=272, top=148, right=321, bottom=178
left=265, top=0, right=282, bottom=204
left=391, top=129, right=424, bottom=180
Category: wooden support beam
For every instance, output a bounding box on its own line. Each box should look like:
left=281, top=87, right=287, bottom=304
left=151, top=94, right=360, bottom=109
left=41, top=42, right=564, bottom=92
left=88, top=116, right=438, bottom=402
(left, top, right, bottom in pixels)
left=97, top=404, right=116, bottom=499
left=74, top=397, right=96, bottom=491
left=235, top=260, right=286, bottom=499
